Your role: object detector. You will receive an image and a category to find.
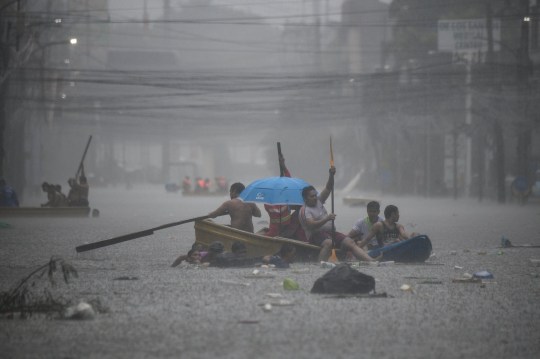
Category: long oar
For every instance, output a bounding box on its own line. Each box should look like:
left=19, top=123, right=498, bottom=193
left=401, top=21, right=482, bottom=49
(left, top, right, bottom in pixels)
left=75, top=215, right=213, bottom=252
left=75, top=135, right=92, bottom=179
left=277, top=142, right=284, bottom=177
left=329, top=136, right=335, bottom=242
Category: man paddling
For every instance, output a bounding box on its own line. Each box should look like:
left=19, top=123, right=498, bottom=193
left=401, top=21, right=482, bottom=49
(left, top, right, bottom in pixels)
left=298, top=165, right=378, bottom=262
left=208, top=182, right=261, bottom=233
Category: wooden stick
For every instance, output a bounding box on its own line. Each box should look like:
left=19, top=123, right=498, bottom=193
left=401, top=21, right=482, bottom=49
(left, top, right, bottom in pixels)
left=75, top=215, right=213, bottom=252
left=75, top=135, right=93, bottom=179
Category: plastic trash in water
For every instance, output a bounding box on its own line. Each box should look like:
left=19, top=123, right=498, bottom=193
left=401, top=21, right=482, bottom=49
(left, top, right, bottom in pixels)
left=378, top=261, right=395, bottom=267
left=400, top=284, right=413, bottom=291
left=501, top=236, right=512, bottom=248
left=64, top=301, right=95, bottom=320
left=283, top=278, right=300, bottom=290
left=473, top=270, right=494, bottom=279
left=320, top=261, right=336, bottom=269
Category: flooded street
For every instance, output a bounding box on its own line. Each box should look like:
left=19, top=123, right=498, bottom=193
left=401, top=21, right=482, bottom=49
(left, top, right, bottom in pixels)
left=1, top=186, right=540, bottom=358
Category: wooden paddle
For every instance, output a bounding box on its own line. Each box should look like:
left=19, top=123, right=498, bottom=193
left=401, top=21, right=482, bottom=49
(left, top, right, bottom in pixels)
left=277, top=142, right=284, bottom=177
left=75, top=135, right=93, bottom=179
left=75, top=214, right=214, bottom=252
left=329, top=136, right=336, bottom=242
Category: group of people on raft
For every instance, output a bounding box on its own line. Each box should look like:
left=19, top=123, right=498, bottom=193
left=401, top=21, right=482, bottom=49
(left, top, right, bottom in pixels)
left=41, top=166, right=90, bottom=208
left=172, top=154, right=416, bottom=267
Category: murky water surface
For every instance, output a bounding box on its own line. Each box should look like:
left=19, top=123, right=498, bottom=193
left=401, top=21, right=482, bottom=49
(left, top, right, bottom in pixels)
left=1, top=187, right=539, bottom=358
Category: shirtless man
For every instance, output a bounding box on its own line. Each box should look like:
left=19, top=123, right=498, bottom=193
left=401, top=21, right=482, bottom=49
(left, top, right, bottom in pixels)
left=207, top=182, right=261, bottom=233
left=357, top=205, right=414, bottom=249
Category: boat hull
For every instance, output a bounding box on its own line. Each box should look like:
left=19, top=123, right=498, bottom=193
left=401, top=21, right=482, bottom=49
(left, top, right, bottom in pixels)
left=0, top=207, right=92, bottom=218
left=194, top=219, right=320, bottom=260
left=368, top=235, right=432, bottom=263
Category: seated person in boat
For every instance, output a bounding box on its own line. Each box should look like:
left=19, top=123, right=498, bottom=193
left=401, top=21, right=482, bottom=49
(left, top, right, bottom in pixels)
left=67, top=166, right=90, bottom=207
left=0, top=178, right=19, bottom=207
left=298, top=165, right=378, bottom=263
left=347, top=201, right=384, bottom=250
left=41, top=182, right=69, bottom=207
left=356, top=205, right=416, bottom=250
left=207, top=182, right=261, bottom=233
left=262, top=243, right=296, bottom=268
left=260, top=154, right=307, bottom=242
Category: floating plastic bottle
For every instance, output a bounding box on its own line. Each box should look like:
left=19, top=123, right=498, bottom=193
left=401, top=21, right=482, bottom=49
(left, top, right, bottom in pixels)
left=473, top=270, right=494, bottom=279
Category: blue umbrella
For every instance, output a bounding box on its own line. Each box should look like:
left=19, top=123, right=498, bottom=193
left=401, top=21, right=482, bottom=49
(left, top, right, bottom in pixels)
left=239, top=176, right=311, bottom=205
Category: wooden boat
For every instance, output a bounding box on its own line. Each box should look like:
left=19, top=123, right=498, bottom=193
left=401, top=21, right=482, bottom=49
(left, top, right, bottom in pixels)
left=342, top=196, right=378, bottom=207
left=194, top=219, right=320, bottom=261
left=367, top=235, right=432, bottom=263
left=0, top=206, right=92, bottom=218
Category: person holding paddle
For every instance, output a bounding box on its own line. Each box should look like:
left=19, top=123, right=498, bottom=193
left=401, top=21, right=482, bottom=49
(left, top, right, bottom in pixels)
left=207, top=182, right=261, bottom=233
left=67, top=165, right=89, bottom=207
left=298, top=166, right=378, bottom=262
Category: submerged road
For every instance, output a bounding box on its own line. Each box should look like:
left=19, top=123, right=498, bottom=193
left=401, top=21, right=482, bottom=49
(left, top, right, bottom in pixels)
left=1, top=186, right=539, bottom=358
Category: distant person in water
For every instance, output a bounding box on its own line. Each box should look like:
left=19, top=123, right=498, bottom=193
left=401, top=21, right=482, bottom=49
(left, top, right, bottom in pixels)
left=263, top=243, right=296, bottom=268
left=182, top=176, right=192, bottom=193
left=171, top=242, right=207, bottom=267
left=207, top=182, right=261, bottom=233
left=0, top=178, right=19, bottom=207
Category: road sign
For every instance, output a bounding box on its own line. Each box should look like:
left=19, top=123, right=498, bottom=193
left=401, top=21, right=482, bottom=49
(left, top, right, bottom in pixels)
left=438, top=18, right=500, bottom=54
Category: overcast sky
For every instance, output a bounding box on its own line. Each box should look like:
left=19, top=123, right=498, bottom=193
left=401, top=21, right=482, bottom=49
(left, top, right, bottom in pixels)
left=108, top=0, right=392, bottom=25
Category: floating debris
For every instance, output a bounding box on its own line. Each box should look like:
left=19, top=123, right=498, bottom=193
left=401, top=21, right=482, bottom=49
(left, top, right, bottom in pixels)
left=323, top=292, right=390, bottom=299
left=283, top=278, right=300, bottom=291
left=265, top=293, right=283, bottom=298
left=473, top=271, right=494, bottom=279
left=238, top=319, right=260, bottom=324
left=63, top=301, right=95, bottom=320
left=400, top=284, right=413, bottom=291
left=219, top=280, right=251, bottom=287
left=417, top=280, right=443, bottom=285
left=258, top=300, right=294, bottom=307
left=452, top=277, right=482, bottom=283
left=113, top=276, right=139, bottom=281
left=262, top=303, right=272, bottom=312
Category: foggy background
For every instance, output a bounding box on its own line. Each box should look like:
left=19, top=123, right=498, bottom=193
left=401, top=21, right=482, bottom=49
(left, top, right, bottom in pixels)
left=1, top=0, right=539, bottom=203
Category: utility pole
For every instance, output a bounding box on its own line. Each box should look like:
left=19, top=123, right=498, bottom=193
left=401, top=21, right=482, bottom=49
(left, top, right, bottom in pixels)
left=516, top=0, right=533, bottom=190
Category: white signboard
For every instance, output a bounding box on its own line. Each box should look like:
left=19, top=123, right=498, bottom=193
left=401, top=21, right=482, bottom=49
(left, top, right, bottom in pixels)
left=438, top=18, right=500, bottom=53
